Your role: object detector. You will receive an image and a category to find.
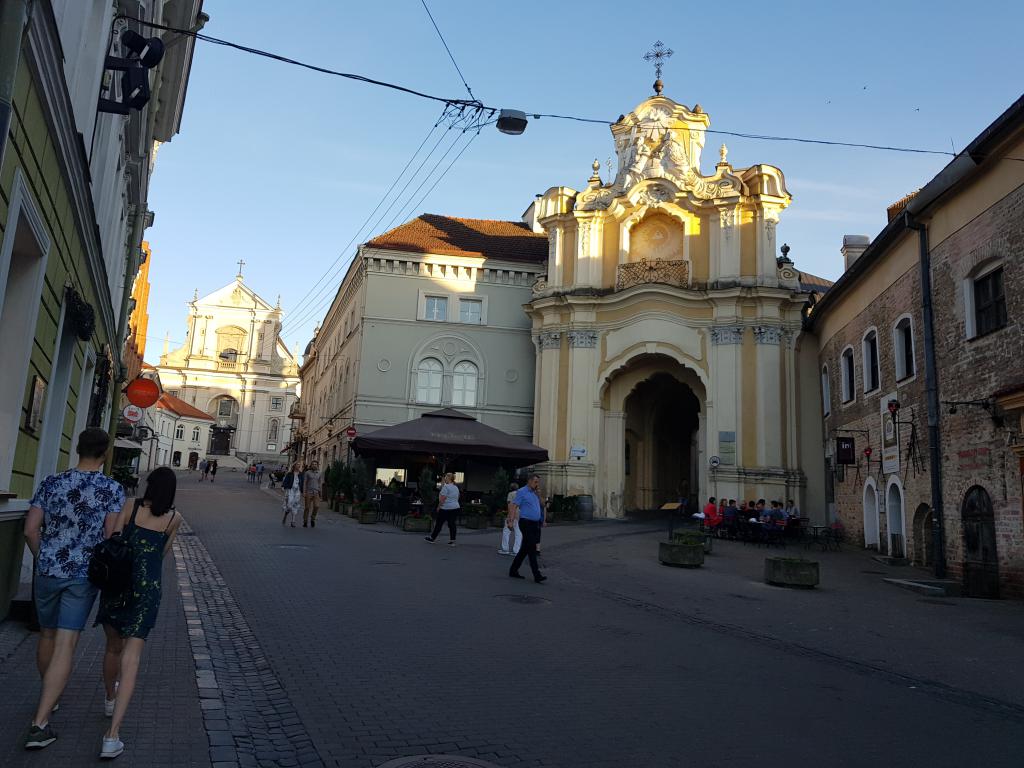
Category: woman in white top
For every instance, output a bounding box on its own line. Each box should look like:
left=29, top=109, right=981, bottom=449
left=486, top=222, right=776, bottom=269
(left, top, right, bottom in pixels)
left=425, top=472, right=459, bottom=546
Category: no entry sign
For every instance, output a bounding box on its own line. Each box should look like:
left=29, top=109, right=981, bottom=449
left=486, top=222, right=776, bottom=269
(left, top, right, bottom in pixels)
left=345, top=426, right=357, bottom=439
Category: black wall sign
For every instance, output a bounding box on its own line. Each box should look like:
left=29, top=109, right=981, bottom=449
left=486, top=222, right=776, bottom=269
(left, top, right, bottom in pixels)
left=836, top=436, right=856, bottom=465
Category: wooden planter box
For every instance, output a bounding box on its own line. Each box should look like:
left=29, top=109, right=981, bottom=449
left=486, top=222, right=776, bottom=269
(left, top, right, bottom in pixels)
left=402, top=515, right=432, bottom=532
left=491, top=513, right=507, bottom=528
left=358, top=508, right=377, bottom=525
left=659, top=540, right=705, bottom=568
left=764, top=557, right=819, bottom=588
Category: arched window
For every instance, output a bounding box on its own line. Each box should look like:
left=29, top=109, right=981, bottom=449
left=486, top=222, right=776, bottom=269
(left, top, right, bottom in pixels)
left=821, top=365, right=831, bottom=416
left=268, top=418, right=280, bottom=442
left=840, top=347, right=855, bottom=403
left=191, top=426, right=201, bottom=442
left=893, top=316, right=915, bottom=380
left=174, top=423, right=184, bottom=440
left=452, top=361, right=478, bottom=407
left=862, top=329, right=879, bottom=393
left=416, top=358, right=443, bottom=404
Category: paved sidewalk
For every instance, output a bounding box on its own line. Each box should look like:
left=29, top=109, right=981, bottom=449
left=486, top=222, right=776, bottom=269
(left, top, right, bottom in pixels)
left=0, top=556, right=209, bottom=767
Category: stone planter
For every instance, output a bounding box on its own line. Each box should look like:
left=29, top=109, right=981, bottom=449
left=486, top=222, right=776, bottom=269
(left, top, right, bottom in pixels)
left=358, top=508, right=377, bottom=524
left=463, top=514, right=489, bottom=530
left=339, top=502, right=352, bottom=517
left=491, top=513, right=507, bottom=528
left=659, top=540, right=704, bottom=568
left=764, top=557, right=819, bottom=588
left=402, top=515, right=432, bottom=532
left=673, top=532, right=713, bottom=555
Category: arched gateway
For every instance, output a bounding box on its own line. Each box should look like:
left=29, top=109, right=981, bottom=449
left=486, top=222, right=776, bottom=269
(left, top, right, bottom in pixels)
left=525, top=80, right=826, bottom=517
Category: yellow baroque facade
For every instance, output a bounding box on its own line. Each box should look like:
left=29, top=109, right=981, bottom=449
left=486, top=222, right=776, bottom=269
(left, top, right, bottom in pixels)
left=526, top=90, right=827, bottom=517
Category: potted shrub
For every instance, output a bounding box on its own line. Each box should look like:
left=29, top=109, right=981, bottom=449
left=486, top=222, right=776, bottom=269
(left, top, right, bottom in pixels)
left=674, top=529, right=713, bottom=555
left=401, top=467, right=437, bottom=533
left=402, top=514, right=432, bottom=532
left=659, top=531, right=705, bottom=568
left=764, top=556, right=819, bottom=588
left=463, top=502, right=490, bottom=529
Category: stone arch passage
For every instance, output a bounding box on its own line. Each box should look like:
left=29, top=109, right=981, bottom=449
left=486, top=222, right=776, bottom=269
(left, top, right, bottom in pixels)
left=961, top=486, right=999, bottom=598
left=912, top=503, right=932, bottom=567
left=886, top=481, right=906, bottom=558
left=862, top=480, right=880, bottom=550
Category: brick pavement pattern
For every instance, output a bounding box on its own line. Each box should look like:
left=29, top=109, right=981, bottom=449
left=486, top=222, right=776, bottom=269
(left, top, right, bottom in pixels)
left=184, top=474, right=1024, bottom=768
left=0, top=556, right=208, bottom=767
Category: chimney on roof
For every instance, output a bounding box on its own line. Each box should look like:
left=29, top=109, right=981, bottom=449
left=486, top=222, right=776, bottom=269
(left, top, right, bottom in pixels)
left=841, top=234, right=870, bottom=271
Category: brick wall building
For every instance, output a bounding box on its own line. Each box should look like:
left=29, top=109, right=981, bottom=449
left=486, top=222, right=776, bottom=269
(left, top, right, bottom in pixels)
left=810, top=93, right=1024, bottom=598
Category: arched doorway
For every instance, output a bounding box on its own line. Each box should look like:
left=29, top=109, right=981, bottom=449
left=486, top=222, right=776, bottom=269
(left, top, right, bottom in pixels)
left=209, top=395, right=239, bottom=455
left=886, top=481, right=906, bottom=558
left=862, top=481, right=879, bottom=549
left=962, top=486, right=999, bottom=598
left=623, top=372, right=701, bottom=510
left=912, top=503, right=932, bottom=567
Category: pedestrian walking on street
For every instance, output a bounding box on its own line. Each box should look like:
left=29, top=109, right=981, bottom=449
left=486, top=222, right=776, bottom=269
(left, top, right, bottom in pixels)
left=281, top=462, right=304, bottom=527
left=302, top=461, right=321, bottom=528
left=256, top=461, right=265, bottom=486
left=95, top=466, right=182, bottom=759
left=498, top=482, right=521, bottom=556
left=22, top=428, right=125, bottom=751
left=425, top=472, right=459, bottom=546
left=508, top=474, right=546, bottom=583
left=198, top=458, right=208, bottom=481
left=209, top=460, right=218, bottom=483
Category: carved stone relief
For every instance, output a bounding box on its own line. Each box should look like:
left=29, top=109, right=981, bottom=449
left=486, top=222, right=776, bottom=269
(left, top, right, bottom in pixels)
left=539, top=331, right=562, bottom=350
left=753, top=325, right=782, bottom=345
left=567, top=330, right=599, bottom=348
left=710, top=326, right=744, bottom=345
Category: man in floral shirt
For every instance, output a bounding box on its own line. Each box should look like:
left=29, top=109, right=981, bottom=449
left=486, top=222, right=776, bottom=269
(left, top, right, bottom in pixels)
left=22, top=428, right=125, bottom=750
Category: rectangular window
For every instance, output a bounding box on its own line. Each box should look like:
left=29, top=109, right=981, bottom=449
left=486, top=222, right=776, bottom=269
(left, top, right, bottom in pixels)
left=459, top=299, right=483, bottom=324
left=267, top=443, right=276, bottom=452
left=865, top=334, right=879, bottom=392
left=424, top=296, right=448, bottom=321
left=168, top=389, right=179, bottom=398
left=974, top=268, right=1007, bottom=336
left=270, top=396, right=283, bottom=411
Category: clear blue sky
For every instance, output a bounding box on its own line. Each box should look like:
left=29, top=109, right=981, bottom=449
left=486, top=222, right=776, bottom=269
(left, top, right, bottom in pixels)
left=144, top=0, right=1024, bottom=359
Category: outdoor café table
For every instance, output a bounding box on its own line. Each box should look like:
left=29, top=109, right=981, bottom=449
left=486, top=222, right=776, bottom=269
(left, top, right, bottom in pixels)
left=806, top=524, right=829, bottom=549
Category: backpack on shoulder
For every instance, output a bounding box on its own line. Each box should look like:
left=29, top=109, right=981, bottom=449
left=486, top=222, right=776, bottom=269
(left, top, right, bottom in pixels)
left=87, top=500, right=139, bottom=591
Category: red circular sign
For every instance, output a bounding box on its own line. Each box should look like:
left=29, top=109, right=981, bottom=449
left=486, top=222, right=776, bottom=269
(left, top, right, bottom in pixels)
left=345, top=426, right=357, bottom=439
left=125, top=377, right=160, bottom=408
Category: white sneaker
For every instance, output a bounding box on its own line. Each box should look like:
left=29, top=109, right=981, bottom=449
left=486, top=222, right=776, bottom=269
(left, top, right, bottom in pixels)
left=100, top=736, right=124, bottom=759
left=497, top=549, right=509, bottom=554
left=104, top=682, right=119, bottom=717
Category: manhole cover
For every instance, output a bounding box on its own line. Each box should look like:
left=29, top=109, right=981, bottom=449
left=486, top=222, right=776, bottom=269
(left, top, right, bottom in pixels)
left=495, top=594, right=550, bottom=605
left=377, top=758, right=503, bottom=768
left=372, top=561, right=403, bottom=566
left=275, top=544, right=311, bottom=550
left=861, top=569, right=887, bottom=575
left=918, top=598, right=956, bottom=606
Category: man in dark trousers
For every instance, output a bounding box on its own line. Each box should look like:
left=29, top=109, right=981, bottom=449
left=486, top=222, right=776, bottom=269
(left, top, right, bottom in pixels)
left=508, top=474, right=547, bottom=584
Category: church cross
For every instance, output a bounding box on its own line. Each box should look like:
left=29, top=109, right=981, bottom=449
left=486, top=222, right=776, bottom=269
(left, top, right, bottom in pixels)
left=643, top=41, right=674, bottom=89
left=236, top=259, right=246, bottom=279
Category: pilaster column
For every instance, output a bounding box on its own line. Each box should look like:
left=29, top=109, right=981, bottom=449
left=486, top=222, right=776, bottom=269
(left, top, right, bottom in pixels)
left=535, top=331, right=561, bottom=453
left=601, top=410, right=626, bottom=518
left=753, top=325, right=783, bottom=467
left=575, top=217, right=601, bottom=288
left=710, top=325, right=743, bottom=473
left=566, top=330, right=600, bottom=495
left=711, top=207, right=740, bottom=283
left=755, top=209, right=780, bottom=285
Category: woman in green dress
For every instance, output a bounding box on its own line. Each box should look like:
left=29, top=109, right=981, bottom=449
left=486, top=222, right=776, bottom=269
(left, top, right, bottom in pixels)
left=95, top=467, right=182, bottom=760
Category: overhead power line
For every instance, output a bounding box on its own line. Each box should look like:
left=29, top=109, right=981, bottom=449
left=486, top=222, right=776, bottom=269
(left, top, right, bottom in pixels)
left=420, top=0, right=475, bottom=100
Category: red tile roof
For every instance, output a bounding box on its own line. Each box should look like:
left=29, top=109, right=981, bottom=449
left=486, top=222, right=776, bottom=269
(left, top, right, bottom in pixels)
left=156, top=392, right=215, bottom=421
left=364, top=214, right=548, bottom=263
left=799, top=271, right=835, bottom=292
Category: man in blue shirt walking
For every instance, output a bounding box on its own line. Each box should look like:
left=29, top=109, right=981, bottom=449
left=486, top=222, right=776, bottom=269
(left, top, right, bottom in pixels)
left=508, top=473, right=547, bottom=583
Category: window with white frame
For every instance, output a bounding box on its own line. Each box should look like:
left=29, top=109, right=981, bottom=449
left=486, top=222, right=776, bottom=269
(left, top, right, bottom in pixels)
left=862, top=330, right=879, bottom=393
left=452, top=361, right=478, bottom=407
left=459, top=299, right=483, bottom=324
left=174, top=423, right=184, bottom=440
left=416, top=358, right=443, bottom=404
left=841, top=348, right=855, bottom=403
left=192, top=426, right=201, bottom=442
left=167, top=389, right=179, bottom=398
left=270, top=396, right=283, bottom=411
left=424, top=296, right=448, bottom=321
left=821, top=366, right=831, bottom=416
left=894, top=317, right=915, bottom=380
left=268, top=419, right=279, bottom=442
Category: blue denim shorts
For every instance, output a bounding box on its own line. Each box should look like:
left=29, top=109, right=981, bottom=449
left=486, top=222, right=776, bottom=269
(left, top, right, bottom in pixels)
left=34, top=575, right=98, bottom=631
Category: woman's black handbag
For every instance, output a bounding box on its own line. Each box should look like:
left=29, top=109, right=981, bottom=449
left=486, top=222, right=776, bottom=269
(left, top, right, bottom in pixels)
left=87, top=500, right=139, bottom=591
left=87, top=533, right=132, bottom=591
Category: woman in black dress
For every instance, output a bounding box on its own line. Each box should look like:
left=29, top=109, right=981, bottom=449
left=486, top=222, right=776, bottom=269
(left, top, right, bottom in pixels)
left=96, top=468, right=182, bottom=759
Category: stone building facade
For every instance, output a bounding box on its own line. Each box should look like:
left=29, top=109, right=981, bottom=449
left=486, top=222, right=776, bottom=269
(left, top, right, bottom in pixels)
left=156, top=273, right=300, bottom=465
left=295, top=215, right=546, bottom=473
left=525, top=85, right=830, bottom=517
left=810, top=94, right=1024, bottom=598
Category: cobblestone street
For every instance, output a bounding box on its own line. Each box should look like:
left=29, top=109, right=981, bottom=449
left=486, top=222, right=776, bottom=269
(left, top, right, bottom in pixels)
left=3, top=470, right=1024, bottom=767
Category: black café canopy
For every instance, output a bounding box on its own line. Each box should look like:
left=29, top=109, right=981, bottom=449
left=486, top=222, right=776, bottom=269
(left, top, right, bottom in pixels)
left=351, top=408, right=548, bottom=465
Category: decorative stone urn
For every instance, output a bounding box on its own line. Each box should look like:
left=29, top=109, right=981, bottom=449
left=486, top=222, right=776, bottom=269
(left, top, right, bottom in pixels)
left=764, top=557, right=819, bottom=588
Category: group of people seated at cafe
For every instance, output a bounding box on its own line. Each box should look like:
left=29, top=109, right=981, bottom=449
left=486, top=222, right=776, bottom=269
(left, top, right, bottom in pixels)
left=695, top=496, right=800, bottom=534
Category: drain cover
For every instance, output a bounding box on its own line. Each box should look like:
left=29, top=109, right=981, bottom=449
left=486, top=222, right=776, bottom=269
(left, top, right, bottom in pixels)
left=372, top=561, right=403, bottom=566
left=275, top=544, right=311, bottom=550
left=377, top=758, right=503, bottom=768
left=496, top=594, right=550, bottom=605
